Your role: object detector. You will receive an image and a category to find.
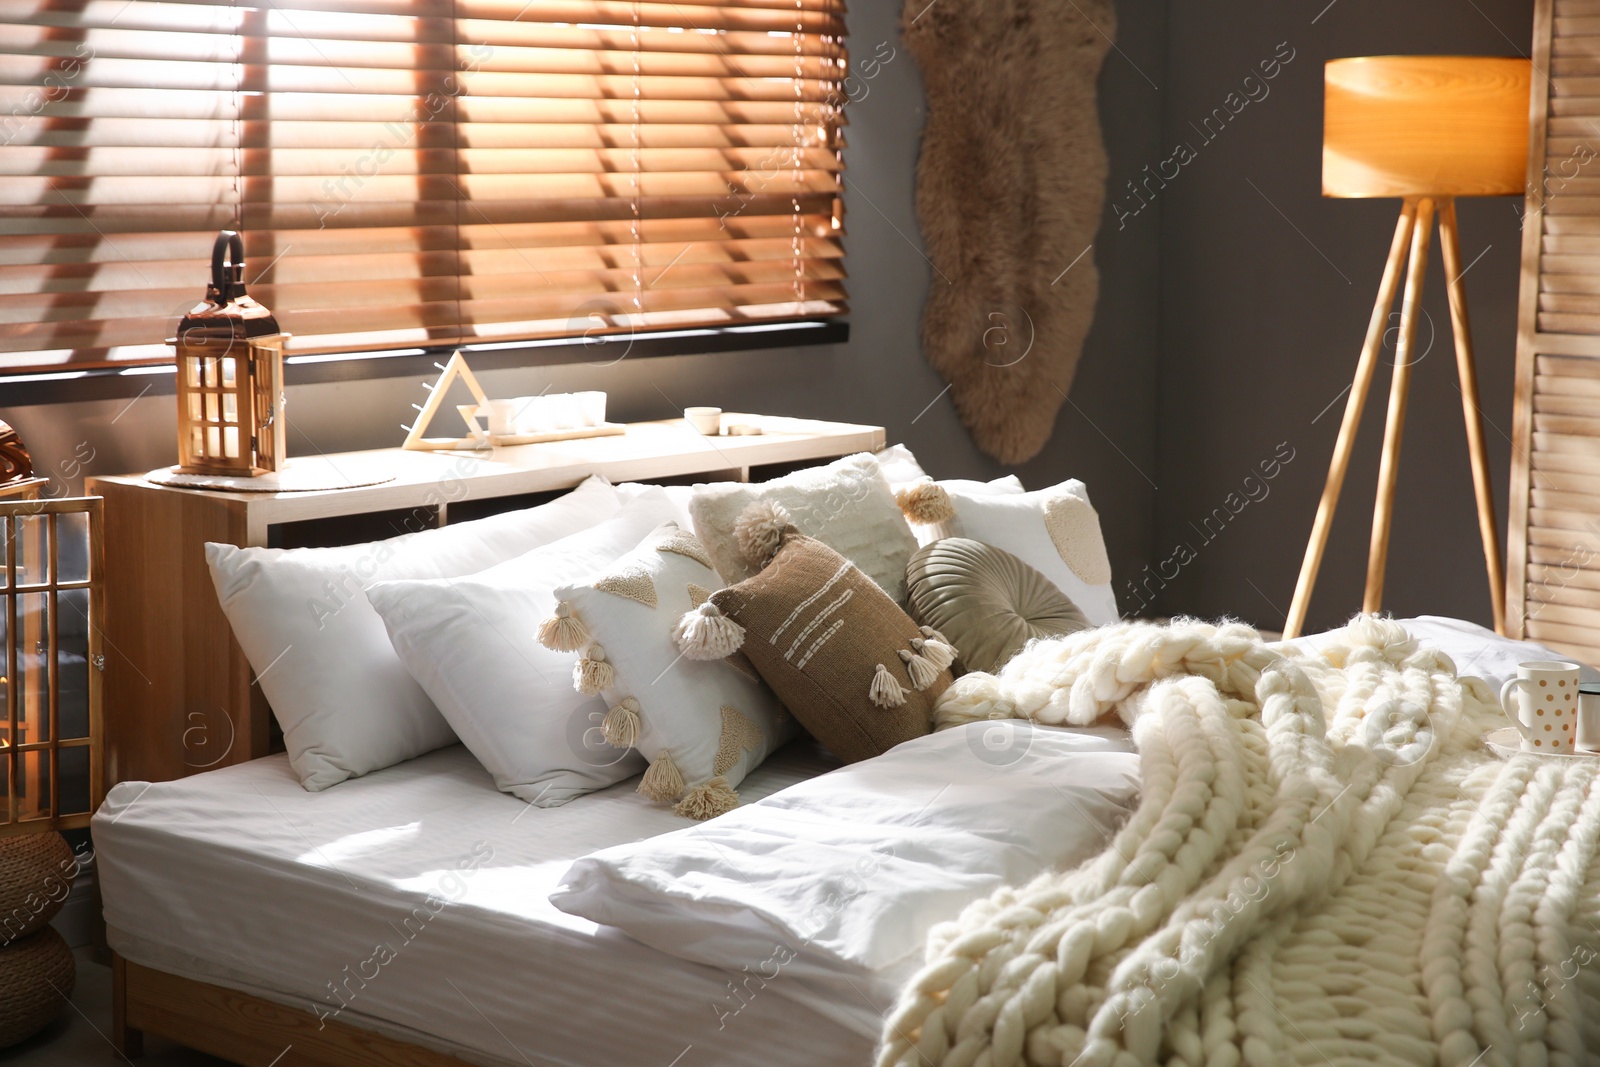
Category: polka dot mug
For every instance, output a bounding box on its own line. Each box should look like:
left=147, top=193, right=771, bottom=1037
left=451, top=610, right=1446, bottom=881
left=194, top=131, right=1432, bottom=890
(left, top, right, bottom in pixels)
left=1499, top=660, right=1581, bottom=754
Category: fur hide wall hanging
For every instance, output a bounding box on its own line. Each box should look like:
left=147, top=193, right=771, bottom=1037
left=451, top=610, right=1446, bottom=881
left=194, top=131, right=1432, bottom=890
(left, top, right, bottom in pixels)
left=903, top=0, right=1112, bottom=464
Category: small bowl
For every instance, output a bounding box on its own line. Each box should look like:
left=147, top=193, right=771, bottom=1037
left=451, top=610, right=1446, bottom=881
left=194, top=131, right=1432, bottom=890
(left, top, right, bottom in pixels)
left=685, top=407, right=722, bottom=435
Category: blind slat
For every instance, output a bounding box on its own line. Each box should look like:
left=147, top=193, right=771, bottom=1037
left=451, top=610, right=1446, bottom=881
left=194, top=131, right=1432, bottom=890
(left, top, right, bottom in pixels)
left=0, top=215, right=843, bottom=264
left=0, top=87, right=847, bottom=126
left=0, top=237, right=846, bottom=293
left=0, top=146, right=846, bottom=177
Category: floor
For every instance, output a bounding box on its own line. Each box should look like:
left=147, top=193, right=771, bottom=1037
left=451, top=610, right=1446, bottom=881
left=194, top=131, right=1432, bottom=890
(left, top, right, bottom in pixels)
left=0, top=950, right=231, bottom=1066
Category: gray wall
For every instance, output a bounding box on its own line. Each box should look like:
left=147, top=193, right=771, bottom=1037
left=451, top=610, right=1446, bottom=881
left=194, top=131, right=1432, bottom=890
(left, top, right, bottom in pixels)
left=0, top=0, right=1167, bottom=593
left=1150, top=0, right=1536, bottom=632
left=0, top=0, right=1546, bottom=635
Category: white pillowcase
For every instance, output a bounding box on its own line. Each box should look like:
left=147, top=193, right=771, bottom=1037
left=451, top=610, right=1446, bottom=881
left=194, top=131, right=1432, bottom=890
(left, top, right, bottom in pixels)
left=206, top=475, right=622, bottom=790
left=1287, top=615, right=1600, bottom=693
left=944, top=480, right=1118, bottom=625
left=874, top=443, right=1025, bottom=497
left=614, top=481, right=695, bottom=529
left=366, top=491, right=680, bottom=806
left=873, top=443, right=928, bottom=487
left=688, top=453, right=918, bottom=603
left=550, top=524, right=790, bottom=817
left=551, top=722, right=1140, bottom=976
left=874, top=443, right=1025, bottom=545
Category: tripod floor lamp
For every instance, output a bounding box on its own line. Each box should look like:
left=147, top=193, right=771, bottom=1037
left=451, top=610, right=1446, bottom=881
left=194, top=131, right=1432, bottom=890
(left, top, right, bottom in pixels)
left=1283, top=56, right=1530, bottom=639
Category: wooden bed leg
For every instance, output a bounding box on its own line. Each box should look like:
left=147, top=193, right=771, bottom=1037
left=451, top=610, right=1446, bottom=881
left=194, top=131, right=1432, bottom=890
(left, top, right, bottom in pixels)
left=111, top=954, right=145, bottom=1058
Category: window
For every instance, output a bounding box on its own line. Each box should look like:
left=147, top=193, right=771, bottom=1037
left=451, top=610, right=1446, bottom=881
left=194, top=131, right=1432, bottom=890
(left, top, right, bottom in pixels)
left=0, top=0, right=849, bottom=374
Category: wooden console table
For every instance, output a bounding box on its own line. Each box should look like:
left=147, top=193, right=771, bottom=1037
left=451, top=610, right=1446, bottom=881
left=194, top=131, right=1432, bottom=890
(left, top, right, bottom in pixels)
left=86, top=416, right=884, bottom=789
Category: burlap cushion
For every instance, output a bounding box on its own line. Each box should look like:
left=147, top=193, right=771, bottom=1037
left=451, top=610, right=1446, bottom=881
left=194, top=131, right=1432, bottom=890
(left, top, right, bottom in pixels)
left=906, top=538, right=1089, bottom=674
left=708, top=533, right=947, bottom=763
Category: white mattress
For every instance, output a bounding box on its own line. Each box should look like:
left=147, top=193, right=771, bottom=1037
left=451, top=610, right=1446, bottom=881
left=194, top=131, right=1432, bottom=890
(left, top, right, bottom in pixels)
left=94, top=740, right=899, bottom=1067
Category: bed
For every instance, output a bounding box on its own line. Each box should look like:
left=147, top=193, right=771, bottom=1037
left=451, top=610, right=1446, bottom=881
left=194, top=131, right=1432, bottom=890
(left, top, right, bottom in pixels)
left=95, top=739, right=887, bottom=1067
left=93, top=614, right=1593, bottom=1067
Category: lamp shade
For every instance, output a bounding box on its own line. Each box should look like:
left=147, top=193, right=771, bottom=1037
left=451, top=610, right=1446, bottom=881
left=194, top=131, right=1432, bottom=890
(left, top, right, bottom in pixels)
left=1323, top=56, right=1530, bottom=198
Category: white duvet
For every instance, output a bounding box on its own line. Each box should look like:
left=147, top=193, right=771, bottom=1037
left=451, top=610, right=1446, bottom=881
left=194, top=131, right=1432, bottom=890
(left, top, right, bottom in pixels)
left=551, top=721, right=1141, bottom=980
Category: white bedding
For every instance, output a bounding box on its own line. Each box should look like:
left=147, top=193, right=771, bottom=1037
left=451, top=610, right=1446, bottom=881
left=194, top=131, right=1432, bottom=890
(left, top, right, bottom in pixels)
left=93, top=613, right=1571, bottom=1067
left=552, top=723, right=1139, bottom=978
left=95, top=741, right=896, bottom=1067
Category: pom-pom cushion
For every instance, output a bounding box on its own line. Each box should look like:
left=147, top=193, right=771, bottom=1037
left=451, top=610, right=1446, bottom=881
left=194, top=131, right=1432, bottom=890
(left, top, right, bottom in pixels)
left=678, top=520, right=949, bottom=764
left=687, top=453, right=919, bottom=603
left=206, top=475, right=624, bottom=790
left=940, top=479, right=1117, bottom=625
left=906, top=538, right=1090, bottom=674
left=545, top=524, right=789, bottom=820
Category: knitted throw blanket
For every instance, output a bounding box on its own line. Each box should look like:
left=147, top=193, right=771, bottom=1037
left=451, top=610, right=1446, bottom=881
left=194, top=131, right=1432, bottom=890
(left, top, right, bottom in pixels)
left=878, top=617, right=1600, bottom=1067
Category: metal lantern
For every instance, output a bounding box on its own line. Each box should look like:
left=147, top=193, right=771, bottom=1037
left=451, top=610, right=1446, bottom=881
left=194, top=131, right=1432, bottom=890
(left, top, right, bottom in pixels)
left=170, top=231, right=289, bottom=476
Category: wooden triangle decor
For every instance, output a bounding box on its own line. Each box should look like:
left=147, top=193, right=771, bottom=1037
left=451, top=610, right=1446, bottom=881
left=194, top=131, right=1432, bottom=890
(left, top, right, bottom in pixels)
left=402, top=351, right=493, bottom=452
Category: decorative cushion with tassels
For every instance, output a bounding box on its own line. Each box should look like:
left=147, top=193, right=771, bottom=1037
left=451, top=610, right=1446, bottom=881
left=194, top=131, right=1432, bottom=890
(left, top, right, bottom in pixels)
left=674, top=502, right=950, bottom=764
left=686, top=453, right=919, bottom=604
left=543, top=522, right=791, bottom=821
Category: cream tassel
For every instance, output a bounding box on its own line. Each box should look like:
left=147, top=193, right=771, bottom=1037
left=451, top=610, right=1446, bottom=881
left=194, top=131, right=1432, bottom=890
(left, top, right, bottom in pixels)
left=895, top=479, right=955, bottom=525
left=638, top=750, right=685, bottom=803
left=573, top=644, right=614, bottom=695
left=672, top=601, right=746, bottom=660
left=674, top=776, right=739, bottom=821
left=536, top=602, right=590, bottom=652
left=869, top=663, right=907, bottom=708
left=913, top=635, right=956, bottom=672
left=899, top=647, right=939, bottom=691
left=602, top=697, right=642, bottom=748
left=733, top=499, right=795, bottom=569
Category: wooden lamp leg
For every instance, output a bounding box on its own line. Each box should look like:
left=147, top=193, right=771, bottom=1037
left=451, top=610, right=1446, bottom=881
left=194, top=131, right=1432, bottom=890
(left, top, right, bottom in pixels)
left=1284, top=198, right=1420, bottom=638
left=1436, top=198, right=1507, bottom=635
left=1364, top=197, right=1436, bottom=612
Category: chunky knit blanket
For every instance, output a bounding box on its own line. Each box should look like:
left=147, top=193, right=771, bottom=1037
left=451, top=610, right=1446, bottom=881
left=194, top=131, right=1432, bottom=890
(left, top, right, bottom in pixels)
left=878, top=617, right=1600, bottom=1067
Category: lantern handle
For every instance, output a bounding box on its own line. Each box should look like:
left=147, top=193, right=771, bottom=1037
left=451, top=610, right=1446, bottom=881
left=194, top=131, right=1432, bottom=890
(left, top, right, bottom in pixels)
left=211, top=230, right=246, bottom=303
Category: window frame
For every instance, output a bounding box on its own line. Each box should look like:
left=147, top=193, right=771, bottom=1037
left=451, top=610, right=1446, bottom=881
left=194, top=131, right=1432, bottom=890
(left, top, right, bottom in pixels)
left=0, top=319, right=848, bottom=407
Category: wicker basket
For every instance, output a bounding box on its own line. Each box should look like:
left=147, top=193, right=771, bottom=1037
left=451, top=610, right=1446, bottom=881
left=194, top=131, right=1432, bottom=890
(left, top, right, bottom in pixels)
left=0, top=833, right=76, bottom=943
left=0, top=925, right=74, bottom=1047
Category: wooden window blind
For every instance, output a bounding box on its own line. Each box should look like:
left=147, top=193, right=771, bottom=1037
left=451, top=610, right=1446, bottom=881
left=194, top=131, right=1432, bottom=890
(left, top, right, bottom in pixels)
left=0, top=0, right=849, bottom=373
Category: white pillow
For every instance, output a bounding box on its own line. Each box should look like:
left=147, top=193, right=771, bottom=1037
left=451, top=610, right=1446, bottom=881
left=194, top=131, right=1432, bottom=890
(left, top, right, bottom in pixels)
left=206, top=476, right=622, bottom=790
left=1287, top=615, right=1600, bottom=693
left=944, top=480, right=1118, bottom=625
left=547, top=524, right=791, bottom=819
left=688, top=453, right=918, bottom=603
left=874, top=443, right=1025, bottom=545
left=366, top=491, right=680, bottom=806
left=873, top=443, right=928, bottom=486
left=551, top=722, right=1140, bottom=975
left=874, top=442, right=1025, bottom=497
left=614, top=481, right=695, bottom=529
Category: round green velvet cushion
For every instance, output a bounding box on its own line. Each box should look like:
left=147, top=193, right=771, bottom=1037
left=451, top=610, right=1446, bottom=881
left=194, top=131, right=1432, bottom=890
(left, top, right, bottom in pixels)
left=906, top=538, right=1089, bottom=674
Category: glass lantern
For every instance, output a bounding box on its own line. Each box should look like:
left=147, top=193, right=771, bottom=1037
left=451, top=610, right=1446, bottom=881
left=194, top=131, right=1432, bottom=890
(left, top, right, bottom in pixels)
left=170, top=231, right=290, bottom=476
